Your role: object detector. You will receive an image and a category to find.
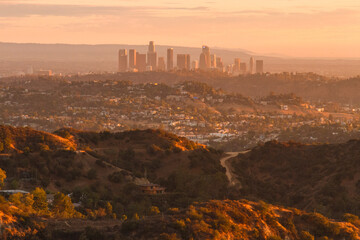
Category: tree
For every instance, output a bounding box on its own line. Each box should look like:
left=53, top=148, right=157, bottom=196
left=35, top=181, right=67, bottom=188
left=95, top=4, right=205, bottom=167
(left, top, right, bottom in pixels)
left=0, top=168, right=6, bottom=189
left=31, top=187, right=48, bottom=211
left=52, top=192, right=77, bottom=218
left=9, top=193, right=34, bottom=213
left=105, top=201, right=113, bottom=216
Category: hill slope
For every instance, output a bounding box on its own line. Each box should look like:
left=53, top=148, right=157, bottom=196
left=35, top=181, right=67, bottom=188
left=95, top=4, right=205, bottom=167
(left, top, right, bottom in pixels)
left=231, top=140, right=360, bottom=218
left=0, top=125, right=75, bottom=153
left=118, top=200, right=360, bottom=240
left=0, top=126, right=227, bottom=216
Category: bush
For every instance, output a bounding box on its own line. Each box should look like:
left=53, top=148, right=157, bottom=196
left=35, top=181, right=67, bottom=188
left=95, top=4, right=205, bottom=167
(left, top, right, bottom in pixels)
left=87, top=169, right=97, bottom=180
left=108, top=171, right=124, bottom=183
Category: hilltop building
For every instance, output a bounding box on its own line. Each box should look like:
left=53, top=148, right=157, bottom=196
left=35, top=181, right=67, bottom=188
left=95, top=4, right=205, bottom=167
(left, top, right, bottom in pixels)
left=138, top=183, right=166, bottom=195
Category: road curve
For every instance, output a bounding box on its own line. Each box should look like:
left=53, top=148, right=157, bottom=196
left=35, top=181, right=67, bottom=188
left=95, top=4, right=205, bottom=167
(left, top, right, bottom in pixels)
left=220, top=151, right=250, bottom=188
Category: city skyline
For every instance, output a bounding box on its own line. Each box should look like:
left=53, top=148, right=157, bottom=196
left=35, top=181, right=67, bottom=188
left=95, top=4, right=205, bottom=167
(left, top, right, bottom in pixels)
left=0, top=0, right=359, bottom=58
left=118, top=41, right=264, bottom=74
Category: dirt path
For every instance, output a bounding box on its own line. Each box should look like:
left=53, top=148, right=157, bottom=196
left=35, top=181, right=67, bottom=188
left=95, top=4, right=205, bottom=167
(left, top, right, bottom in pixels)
left=220, top=151, right=249, bottom=188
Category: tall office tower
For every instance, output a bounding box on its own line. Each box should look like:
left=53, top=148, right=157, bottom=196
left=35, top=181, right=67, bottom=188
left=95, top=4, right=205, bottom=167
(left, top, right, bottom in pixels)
left=186, top=54, right=191, bottom=70
left=129, top=49, right=136, bottom=69
left=199, top=45, right=211, bottom=70
left=177, top=54, right=188, bottom=70
left=199, top=53, right=207, bottom=70
left=256, top=60, right=264, bottom=74
left=167, top=48, right=174, bottom=71
left=233, top=58, right=241, bottom=72
left=249, top=57, right=255, bottom=74
left=216, top=57, right=224, bottom=69
left=211, top=54, right=217, bottom=68
left=192, top=60, right=199, bottom=70
left=240, top=62, right=247, bottom=74
left=136, top=53, right=147, bottom=72
left=148, top=41, right=155, bottom=53
left=147, top=41, right=157, bottom=70
left=158, top=57, right=166, bottom=71
left=118, top=49, right=128, bottom=72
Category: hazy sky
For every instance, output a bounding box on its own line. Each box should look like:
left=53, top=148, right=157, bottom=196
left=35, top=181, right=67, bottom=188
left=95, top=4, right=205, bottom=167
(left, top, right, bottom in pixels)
left=0, top=0, right=359, bottom=58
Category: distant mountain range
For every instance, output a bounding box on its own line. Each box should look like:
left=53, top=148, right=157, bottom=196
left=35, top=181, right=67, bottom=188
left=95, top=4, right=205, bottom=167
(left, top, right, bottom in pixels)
left=1, top=42, right=360, bottom=77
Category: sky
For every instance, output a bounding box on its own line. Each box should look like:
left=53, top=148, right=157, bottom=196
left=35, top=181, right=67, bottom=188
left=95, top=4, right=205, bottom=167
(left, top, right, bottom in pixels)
left=0, top=0, right=359, bottom=58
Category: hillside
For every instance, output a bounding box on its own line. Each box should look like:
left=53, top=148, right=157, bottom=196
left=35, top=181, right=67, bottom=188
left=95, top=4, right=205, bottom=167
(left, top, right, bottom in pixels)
left=0, top=125, right=75, bottom=153
left=3, top=199, right=360, bottom=240
left=48, top=200, right=360, bottom=240
left=231, top=139, right=360, bottom=219
left=0, top=126, right=227, bottom=217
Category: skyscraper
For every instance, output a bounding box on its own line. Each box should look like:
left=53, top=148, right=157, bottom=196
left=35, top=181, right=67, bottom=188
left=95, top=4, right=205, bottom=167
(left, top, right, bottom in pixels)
left=177, top=54, right=190, bottom=70
left=234, top=58, right=241, bottom=72
left=216, top=57, right=224, bottom=70
left=256, top=60, right=264, bottom=74
left=148, top=41, right=155, bottom=53
left=158, top=57, right=166, bottom=71
left=186, top=54, right=191, bottom=70
left=118, top=49, right=128, bottom=72
left=211, top=54, right=217, bottom=68
left=129, top=49, right=136, bottom=69
left=240, top=62, right=247, bottom=74
left=136, top=53, right=147, bottom=72
left=249, top=57, right=255, bottom=74
left=167, top=48, right=174, bottom=71
left=199, top=45, right=211, bottom=70
left=147, top=41, right=157, bottom=70
left=192, top=60, right=199, bottom=70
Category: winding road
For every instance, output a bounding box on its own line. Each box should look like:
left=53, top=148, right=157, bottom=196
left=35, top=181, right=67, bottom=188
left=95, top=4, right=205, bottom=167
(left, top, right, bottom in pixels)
left=220, top=151, right=250, bottom=188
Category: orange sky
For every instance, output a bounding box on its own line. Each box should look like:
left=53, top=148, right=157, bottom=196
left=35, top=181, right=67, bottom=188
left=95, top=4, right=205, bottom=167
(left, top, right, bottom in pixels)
left=0, top=0, right=359, bottom=58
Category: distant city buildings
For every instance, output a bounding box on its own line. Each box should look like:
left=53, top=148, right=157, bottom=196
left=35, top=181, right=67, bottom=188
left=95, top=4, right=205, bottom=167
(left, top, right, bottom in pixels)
left=256, top=60, right=264, bottom=74
left=199, top=45, right=211, bottom=70
left=35, top=70, right=52, bottom=76
left=147, top=41, right=157, bottom=71
left=167, top=48, right=174, bottom=71
left=240, top=63, right=247, bottom=74
left=216, top=57, right=224, bottom=71
left=234, top=58, right=241, bottom=72
left=158, top=57, right=166, bottom=71
left=249, top=57, right=255, bottom=74
left=177, top=54, right=191, bottom=70
left=118, top=49, right=128, bottom=72
left=129, top=49, right=136, bottom=69
left=192, top=60, right=199, bottom=70
left=211, top=54, right=217, bottom=68
left=136, top=53, right=147, bottom=72
left=117, top=41, right=264, bottom=74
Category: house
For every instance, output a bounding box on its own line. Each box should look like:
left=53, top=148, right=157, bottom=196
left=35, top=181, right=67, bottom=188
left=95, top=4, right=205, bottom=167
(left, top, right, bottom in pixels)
left=0, top=190, right=30, bottom=198
left=138, top=183, right=165, bottom=195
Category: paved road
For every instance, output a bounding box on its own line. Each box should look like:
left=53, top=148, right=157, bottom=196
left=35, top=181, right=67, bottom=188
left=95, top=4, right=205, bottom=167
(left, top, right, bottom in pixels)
left=220, top=151, right=250, bottom=188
